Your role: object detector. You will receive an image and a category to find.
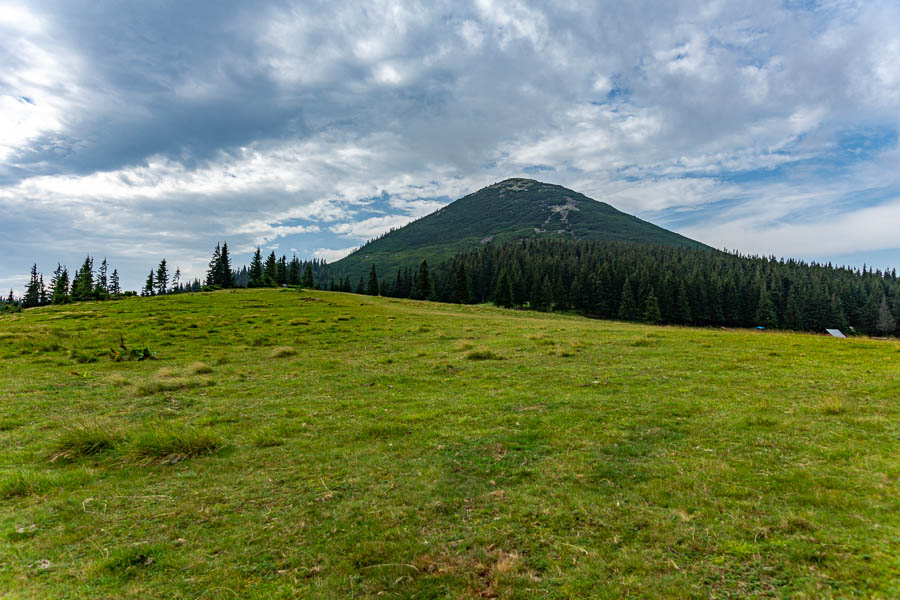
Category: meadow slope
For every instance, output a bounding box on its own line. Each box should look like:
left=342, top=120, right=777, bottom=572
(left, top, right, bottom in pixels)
left=1, top=289, right=898, bottom=598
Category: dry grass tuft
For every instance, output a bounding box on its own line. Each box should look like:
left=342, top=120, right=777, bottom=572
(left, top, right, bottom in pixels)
left=270, top=346, right=297, bottom=358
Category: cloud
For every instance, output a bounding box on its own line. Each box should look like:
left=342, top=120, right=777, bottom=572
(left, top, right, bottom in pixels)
left=1, top=0, right=900, bottom=291
left=312, top=246, right=359, bottom=263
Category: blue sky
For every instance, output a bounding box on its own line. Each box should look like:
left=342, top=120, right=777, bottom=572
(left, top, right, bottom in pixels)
left=2, top=0, right=900, bottom=293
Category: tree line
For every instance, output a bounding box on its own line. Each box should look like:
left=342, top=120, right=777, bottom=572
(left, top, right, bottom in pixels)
left=7, top=238, right=898, bottom=336
left=5, top=242, right=325, bottom=310
left=346, top=239, right=899, bottom=336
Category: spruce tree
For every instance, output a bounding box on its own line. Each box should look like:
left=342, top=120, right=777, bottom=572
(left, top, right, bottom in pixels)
left=23, top=264, right=41, bottom=308
left=206, top=244, right=221, bottom=286
left=617, top=276, right=639, bottom=320
left=155, top=259, right=169, bottom=295
left=71, top=256, right=94, bottom=302
left=289, top=256, right=301, bottom=285
left=413, top=260, right=433, bottom=300
left=754, top=285, right=778, bottom=328
left=249, top=247, right=264, bottom=287
left=302, top=263, right=315, bottom=288
left=95, top=258, right=109, bottom=297
left=367, top=264, right=379, bottom=296
left=643, top=289, right=662, bottom=323
left=454, top=265, right=469, bottom=304
left=277, top=255, right=288, bottom=285
left=172, top=268, right=181, bottom=292
left=143, top=271, right=156, bottom=296
left=219, top=242, right=234, bottom=288
left=264, top=252, right=277, bottom=286
left=493, top=271, right=514, bottom=308
left=109, top=269, right=121, bottom=296
left=533, top=275, right=553, bottom=312
left=876, top=295, right=896, bottom=335
left=52, top=267, right=70, bottom=304
left=356, top=276, right=365, bottom=294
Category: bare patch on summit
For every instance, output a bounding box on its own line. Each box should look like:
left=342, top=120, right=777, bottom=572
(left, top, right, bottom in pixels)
left=546, top=196, right=580, bottom=224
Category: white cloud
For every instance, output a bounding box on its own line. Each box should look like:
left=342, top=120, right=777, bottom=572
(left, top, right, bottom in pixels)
left=312, top=246, right=358, bottom=263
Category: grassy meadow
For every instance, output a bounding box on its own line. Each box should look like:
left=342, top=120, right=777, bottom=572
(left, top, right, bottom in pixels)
left=1, top=289, right=899, bottom=598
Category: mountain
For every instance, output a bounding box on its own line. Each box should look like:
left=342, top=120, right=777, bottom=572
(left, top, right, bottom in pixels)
left=326, top=178, right=708, bottom=281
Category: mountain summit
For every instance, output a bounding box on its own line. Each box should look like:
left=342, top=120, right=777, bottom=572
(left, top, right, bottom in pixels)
left=328, top=178, right=707, bottom=280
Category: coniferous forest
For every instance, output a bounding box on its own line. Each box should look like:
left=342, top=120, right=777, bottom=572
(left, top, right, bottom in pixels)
left=346, top=239, right=899, bottom=336
left=6, top=239, right=898, bottom=336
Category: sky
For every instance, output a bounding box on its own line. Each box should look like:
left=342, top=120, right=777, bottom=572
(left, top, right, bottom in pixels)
left=2, top=0, right=900, bottom=294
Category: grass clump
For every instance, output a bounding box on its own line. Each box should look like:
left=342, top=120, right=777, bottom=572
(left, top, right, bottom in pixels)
left=820, top=394, right=845, bottom=415
left=135, top=375, right=213, bottom=397
left=0, top=469, right=52, bottom=499
left=269, top=346, right=296, bottom=358
left=51, top=423, right=122, bottom=461
left=466, top=350, right=503, bottom=361
left=129, top=424, right=222, bottom=464
left=186, top=361, right=213, bottom=374
left=69, top=349, right=99, bottom=364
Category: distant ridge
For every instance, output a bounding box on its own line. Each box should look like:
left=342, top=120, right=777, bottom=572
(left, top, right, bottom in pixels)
left=327, top=178, right=708, bottom=280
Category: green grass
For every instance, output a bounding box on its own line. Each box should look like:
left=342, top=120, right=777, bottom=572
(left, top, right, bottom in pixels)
left=1, top=289, right=898, bottom=598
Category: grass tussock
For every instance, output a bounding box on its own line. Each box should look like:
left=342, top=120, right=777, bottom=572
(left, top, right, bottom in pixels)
left=186, top=361, right=213, bottom=374
left=466, top=350, right=503, bottom=361
left=0, top=469, right=51, bottom=499
left=106, top=373, right=130, bottom=387
left=51, top=423, right=122, bottom=461
left=269, top=346, right=297, bottom=358
left=250, top=428, right=284, bottom=448
left=69, top=349, right=99, bottom=364
left=129, top=424, right=222, bottom=464
left=135, top=375, right=214, bottom=397
left=820, top=394, right=845, bottom=415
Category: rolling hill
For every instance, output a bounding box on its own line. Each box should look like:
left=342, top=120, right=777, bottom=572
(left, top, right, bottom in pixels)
left=326, top=178, right=708, bottom=281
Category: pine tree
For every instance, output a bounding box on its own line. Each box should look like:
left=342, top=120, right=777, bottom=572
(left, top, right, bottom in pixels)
left=355, top=276, right=365, bottom=294
left=109, top=269, right=121, bottom=296
left=172, top=268, right=181, bottom=292
left=493, top=270, right=514, bottom=308
left=367, top=264, right=379, bottom=296
left=23, top=264, right=41, bottom=308
left=155, top=259, right=169, bottom=295
left=143, top=271, right=156, bottom=296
